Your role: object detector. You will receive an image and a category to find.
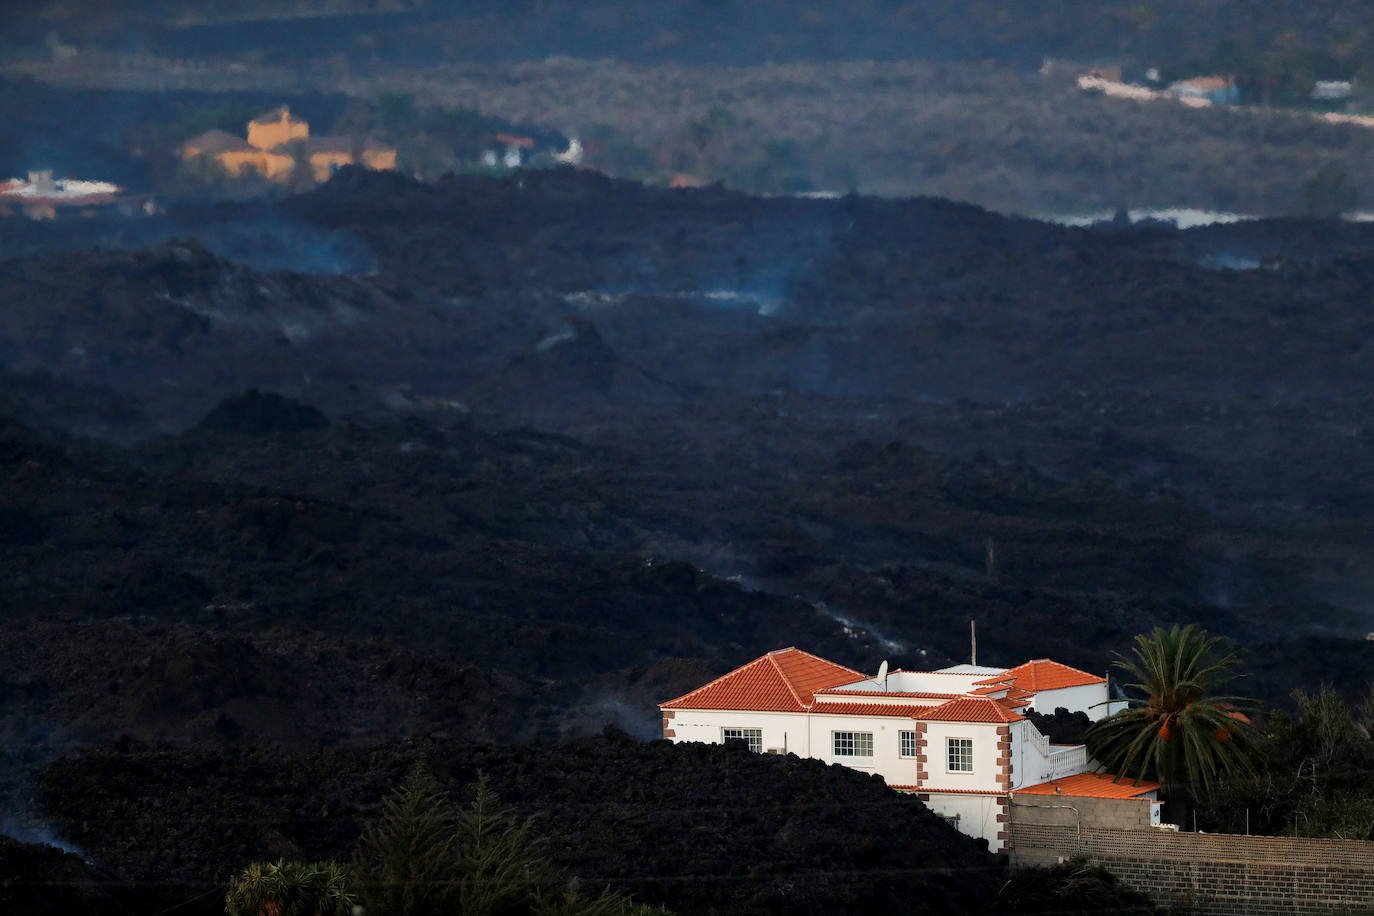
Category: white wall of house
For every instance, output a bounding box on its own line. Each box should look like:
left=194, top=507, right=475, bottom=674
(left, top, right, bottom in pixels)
left=670, top=708, right=1095, bottom=793
left=667, top=709, right=938, bottom=786
left=850, top=671, right=989, bottom=694
left=807, top=712, right=922, bottom=785
left=670, top=706, right=1102, bottom=856
left=921, top=792, right=1006, bottom=851
left=1008, top=721, right=1090, bottom=788
left=1029, top=682, right=1112, bottom=720
left=668, top=708, right=809, bottom=756
left=921, top=721, right=1004, bottom=792
left=1010, top=719, right=1036, bottom=788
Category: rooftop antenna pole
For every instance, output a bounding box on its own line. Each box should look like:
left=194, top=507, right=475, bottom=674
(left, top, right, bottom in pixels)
left=970, top=620, right=977, bottom=666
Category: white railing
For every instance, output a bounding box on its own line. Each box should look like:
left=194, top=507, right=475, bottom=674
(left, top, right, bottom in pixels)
left=1047, top=744, right=1088, bottom=780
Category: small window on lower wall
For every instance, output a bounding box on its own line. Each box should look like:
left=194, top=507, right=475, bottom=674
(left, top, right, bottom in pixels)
left=722, top=728, right=762, bottom=753
left=947, top=737, right=974, bottom=772
left=899, top=730, right=918, bottom=758
left=833, top=731, right=874, bottom=758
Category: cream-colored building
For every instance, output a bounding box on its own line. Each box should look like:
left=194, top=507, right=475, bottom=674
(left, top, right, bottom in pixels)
left=182, top=128, right=293, bottom=179
left=181, top=106, right=396, bottom=185
left=246, top=106, right=310, bottom=152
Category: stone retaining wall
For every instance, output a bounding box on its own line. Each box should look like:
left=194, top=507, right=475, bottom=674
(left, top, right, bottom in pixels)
left=1010, top=800, right=1374, bottom=914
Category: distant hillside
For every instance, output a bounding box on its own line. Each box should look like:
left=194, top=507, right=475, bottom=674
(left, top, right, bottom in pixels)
left=10, top=0, right=1374, bottom=80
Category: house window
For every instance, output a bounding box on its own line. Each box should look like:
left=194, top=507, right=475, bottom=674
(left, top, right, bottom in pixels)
left=722, top=728, right=762, bottom=753
left=832, top=731, right=874, bottom=758
left=899, top=730, right=918, bottom=758
left=947, top=737, right=974, bottom=772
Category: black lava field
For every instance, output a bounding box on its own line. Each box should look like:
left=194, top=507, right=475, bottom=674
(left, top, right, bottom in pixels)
left=4, top=167, right=1374, bottom=912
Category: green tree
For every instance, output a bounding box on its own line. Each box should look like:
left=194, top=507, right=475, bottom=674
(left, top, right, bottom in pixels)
left=1197, top=688, right=1374, bottom=838
left=452, top=774, right=550, bottom=916
left=352, top=763, right=458, bottom=916
left=1086, top=624, right=1256, bottom=806
left=348, top=769, right=661, bottom=916
left=224, top=861, right=354, bottom=916
left=532, top=879, right=663, bottom=916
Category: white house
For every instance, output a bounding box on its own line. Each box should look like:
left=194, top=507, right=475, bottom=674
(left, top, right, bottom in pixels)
left=660, top=647, right=1140, bottom=851
left=1312, top=80, right=1354, bottom=102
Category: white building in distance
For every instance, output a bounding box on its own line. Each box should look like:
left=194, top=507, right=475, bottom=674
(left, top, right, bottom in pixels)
left=660, top=647, right=1151, bottom=851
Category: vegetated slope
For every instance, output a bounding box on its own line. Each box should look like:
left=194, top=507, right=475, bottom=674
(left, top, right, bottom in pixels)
left=36, top=732, right=999, bottom=916
left=348, top=58, right=1374, bottom=213
left=16, top=0, right=1374, bottom=72
left=11, top=56, right=1374, bottom=217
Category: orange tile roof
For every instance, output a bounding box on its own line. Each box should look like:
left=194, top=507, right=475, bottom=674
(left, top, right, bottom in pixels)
left=183, top=129, right=254, bottom=154
left=1016, top=772, right=1161, bottom=799
left=921, top=696, right=1024, bottom=723
left=660, top=650, right=1113, bottom=723
left=980, top=660, right=1104, bottom=692
left=660, top=648, right=864, bottom=712
left=810, top=702, right=937, bottom=718
left=1176, top=76, right=1233, bottom=90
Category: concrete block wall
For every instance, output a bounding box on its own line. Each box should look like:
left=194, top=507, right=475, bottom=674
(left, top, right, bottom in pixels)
left=1009, top=808, right=1374, bottom=914
left=1011, top=794, right=1153, bottom=837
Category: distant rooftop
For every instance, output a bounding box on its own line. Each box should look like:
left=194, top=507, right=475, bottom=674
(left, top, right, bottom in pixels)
left=183, top=129, right=253, bottom=155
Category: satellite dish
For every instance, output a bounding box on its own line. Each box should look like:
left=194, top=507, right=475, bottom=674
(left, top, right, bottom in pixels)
left=876, top=660, right=889, bottom=691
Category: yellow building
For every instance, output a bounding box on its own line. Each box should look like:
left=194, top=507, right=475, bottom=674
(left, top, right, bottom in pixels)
left=246, top=106, right=310, bottom=151
left=299, top=137, right=399, bottom=182
left=182, top=129, right=293, bottom=179
left=181, top=107, right=396, bottom=185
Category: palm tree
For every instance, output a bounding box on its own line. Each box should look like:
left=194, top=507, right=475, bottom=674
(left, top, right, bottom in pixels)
left=224, top=860, right=355, bottom=916
left=1086, top=623, right=1256, bottom=802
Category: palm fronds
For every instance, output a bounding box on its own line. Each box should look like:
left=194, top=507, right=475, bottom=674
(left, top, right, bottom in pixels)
left=1086, top=623, right=1256, bottom=798
left=224, top=860, right=355, bottom=916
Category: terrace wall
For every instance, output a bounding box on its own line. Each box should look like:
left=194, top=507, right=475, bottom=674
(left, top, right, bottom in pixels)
left=1010, top=798, right=1374, bottom=914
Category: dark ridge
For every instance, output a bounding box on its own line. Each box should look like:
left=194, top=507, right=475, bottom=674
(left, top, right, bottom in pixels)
left=468, top=315, right=686, bottom=418
left=0, top=835, right=129, bottom=916
left=40, top=732, right=1000, bottom=915
left=194, top=389, right=329, bottom=437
